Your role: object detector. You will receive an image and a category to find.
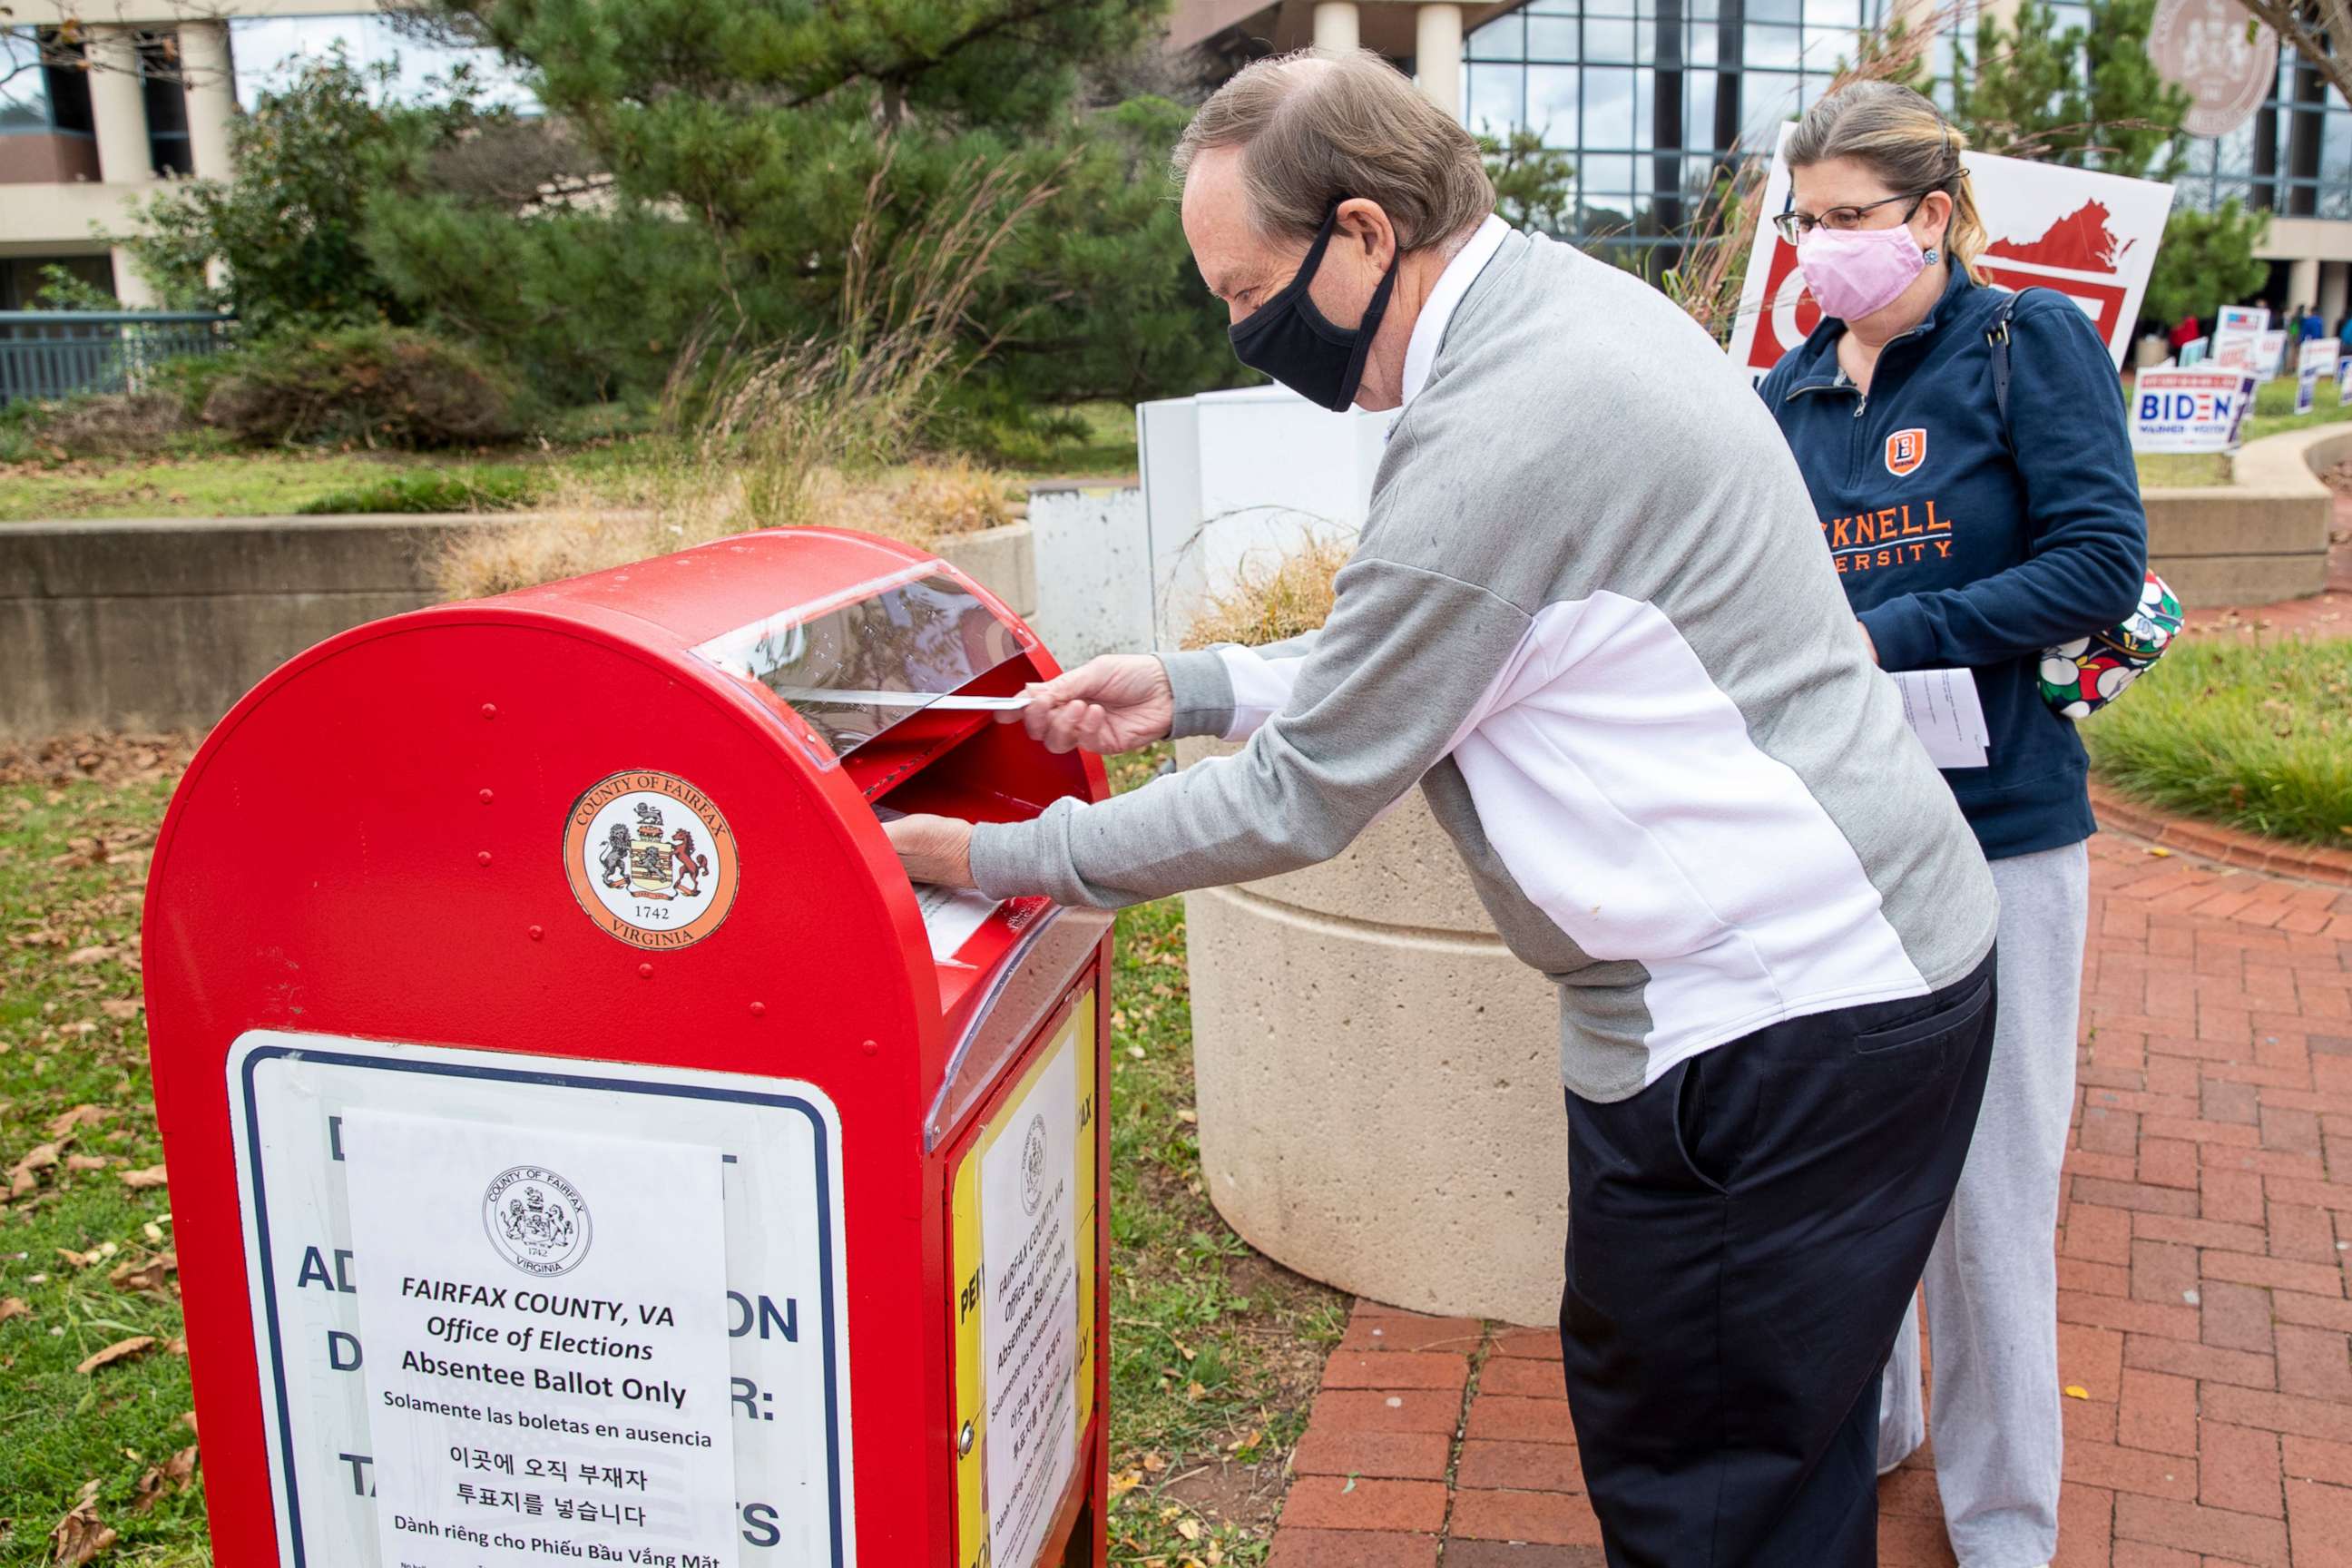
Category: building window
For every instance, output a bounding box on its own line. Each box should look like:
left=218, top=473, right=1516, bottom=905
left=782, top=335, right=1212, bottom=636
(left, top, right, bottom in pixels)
left=1463, top=0, right=1889, bottom=257
left=1, top=27, right=95, bottom=137
left=141, top=33, right=193, bottom=177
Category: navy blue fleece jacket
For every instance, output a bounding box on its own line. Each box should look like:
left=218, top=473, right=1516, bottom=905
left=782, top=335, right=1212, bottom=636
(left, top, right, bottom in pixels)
left=1756, top=268, right=2149, bottom=859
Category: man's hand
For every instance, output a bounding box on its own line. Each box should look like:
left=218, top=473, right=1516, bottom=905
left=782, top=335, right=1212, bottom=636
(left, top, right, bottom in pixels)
left=1006, top=654, right=1174, bottom=755
left=885, top=814, right=975, bottom=888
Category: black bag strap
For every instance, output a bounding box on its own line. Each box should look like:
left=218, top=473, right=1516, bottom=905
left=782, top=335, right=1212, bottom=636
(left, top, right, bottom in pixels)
left=1987, top=286, right=2026, bottom=429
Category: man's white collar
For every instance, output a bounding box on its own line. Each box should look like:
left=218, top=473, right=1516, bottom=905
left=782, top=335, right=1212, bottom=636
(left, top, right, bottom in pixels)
left=1400, top=214, right=1512, bottom=407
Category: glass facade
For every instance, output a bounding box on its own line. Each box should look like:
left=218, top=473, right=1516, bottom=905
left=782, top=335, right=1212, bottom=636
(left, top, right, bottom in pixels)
left=1460, top=0, right=2352, bottom=253
left=1463, top=0, right=1891, bottom=252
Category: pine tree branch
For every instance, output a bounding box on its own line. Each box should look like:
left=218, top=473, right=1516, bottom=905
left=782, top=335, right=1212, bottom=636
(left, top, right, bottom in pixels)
left=780, top=0, right=1071, bottom=110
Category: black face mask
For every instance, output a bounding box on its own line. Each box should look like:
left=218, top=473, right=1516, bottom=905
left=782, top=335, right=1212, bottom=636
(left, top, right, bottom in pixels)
left=1228, top=202, right=1399, bottom=412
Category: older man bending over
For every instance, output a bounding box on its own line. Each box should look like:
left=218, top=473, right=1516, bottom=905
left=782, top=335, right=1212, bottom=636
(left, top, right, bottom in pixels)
left=887, top=51, right=1999, bottom=1568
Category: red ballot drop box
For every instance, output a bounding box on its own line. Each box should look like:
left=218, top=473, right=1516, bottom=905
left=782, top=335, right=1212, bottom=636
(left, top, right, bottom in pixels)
left=141, top=528, right=1113, bottom=1568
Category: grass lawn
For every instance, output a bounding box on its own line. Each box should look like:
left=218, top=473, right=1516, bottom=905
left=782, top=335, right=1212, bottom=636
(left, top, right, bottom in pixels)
left=0, top=739, right=205, bottom=1567
left=2134, top=373, right=2352, bottom=489
left=0, top=739, right=1338, bottom=1567
left=0, top=402, right=1142, bottom=523
left=2084, top=638, right=2352, bottom=848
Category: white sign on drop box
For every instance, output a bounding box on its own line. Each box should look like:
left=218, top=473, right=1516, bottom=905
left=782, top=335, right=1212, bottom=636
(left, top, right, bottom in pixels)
left=341, top=1112, right=737, bottom=1568
left=979, top=1031, right=1080, bottom=1568
left=226, top=1032, right=854, bottom=1568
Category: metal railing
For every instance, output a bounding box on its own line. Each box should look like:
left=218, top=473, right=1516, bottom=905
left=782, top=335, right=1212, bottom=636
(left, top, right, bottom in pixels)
left=0, top=310, right=238, bottom=405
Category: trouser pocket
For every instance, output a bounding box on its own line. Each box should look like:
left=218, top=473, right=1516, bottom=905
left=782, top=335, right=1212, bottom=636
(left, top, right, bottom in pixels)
left=1852, top=969, right=1994, bottom=1055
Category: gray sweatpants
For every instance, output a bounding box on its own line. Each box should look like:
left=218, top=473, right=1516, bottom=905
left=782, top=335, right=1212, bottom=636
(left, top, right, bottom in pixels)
left=1879, top=838, right=2090, bottom=1567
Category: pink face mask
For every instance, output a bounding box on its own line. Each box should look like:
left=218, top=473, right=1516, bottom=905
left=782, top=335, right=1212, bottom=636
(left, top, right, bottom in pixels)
left=1796, top=222, right=1926, bottom=322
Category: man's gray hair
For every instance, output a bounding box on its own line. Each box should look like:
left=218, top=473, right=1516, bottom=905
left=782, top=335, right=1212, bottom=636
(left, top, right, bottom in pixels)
left=1172, top=49, right=1496, bottom=253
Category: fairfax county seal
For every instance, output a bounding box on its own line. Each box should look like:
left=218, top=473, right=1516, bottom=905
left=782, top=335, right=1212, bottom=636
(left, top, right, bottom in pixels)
left=483, top=1164, right=593, bottom=1277
left=1020, top=1113, right=1048, bottom=1218
left=563, top=769, right=740, bottom=950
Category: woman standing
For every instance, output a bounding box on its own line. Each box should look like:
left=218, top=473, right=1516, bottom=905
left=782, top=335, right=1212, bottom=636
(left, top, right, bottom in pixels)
left=1757, top=82, right=2149, bottom=1568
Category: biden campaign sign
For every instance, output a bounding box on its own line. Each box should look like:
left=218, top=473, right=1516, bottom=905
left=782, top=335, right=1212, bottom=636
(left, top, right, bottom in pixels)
left=2131, top=367, right=2259, bottom=453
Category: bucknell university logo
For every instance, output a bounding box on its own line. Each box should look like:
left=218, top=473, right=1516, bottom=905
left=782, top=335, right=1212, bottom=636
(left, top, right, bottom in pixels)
left=1885, top=428, right=1927, bottom=477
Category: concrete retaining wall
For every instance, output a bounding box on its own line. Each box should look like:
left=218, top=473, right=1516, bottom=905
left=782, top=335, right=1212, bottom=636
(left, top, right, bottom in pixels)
left=3, top=513, right=1042, bottom=741
left=1176, top=735, right=1567, bottom=1327
left=2, top=514, right=480, bottom=739
left=2143, top=426, right=2347, bottom=604
left=934, top=520, right=1034, bottom=620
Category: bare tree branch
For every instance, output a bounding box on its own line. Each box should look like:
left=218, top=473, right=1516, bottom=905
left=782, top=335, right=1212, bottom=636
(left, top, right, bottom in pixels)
left=2232, top=0, right=2352, bottom=111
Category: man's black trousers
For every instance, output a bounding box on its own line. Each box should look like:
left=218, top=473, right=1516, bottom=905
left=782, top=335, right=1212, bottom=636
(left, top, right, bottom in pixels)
left=1558, top=946, right=1998, bottom=1567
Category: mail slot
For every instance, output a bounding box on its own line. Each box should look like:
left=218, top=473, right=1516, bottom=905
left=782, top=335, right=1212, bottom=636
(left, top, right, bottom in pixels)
left=142, top=527, right=1114, bottom=1568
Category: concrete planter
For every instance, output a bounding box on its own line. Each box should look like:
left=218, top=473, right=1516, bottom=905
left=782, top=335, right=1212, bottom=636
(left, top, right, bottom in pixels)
left=2142, top=424, right=2348, bottom=604
left=1176, top=736, right=1566, bottom=1327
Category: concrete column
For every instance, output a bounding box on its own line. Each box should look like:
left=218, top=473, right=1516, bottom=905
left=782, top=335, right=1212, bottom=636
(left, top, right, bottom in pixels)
left=1312, top=1, right=1359, bottom=53
left=110, top=248, right=159, bottom=308
left=86, top=25, right=153, bottom=185
left=2288, top=255, right=2320, bottom=316
left=1415, top=4, right=1464, bottom=116
left=178, top=20, right=237, bottom=181
left=2320, top=260, right=2349, bottom=330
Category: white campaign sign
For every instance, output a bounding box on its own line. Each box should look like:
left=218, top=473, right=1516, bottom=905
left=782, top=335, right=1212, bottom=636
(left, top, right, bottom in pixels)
left=1727, top=124, right=2173, bottom=380
left=979, top=1031, right=1080, bottom=1568
left=2131, top=367, right=2260, bottom=452
left=2298, top=339, right=2339, bottom=416
left=227, top=1033, right=854, bottom=1568
left=2259, top=328, right=2291, bottom=380
left=341, top=1112, right=737, bottom=1568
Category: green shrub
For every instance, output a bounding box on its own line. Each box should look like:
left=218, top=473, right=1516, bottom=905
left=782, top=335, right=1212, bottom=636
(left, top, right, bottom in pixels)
left=0, top=389, right=226, bottom=463
left=2083, top=638, right=2352, bottom=847
left=201, top=326, right=521, bottom=449
left=297, top=466, right=544, bottom=514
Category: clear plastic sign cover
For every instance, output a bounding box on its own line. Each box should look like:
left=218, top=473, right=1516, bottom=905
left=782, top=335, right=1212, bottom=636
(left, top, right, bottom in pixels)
left=693, top=568, right=1024, bottom=756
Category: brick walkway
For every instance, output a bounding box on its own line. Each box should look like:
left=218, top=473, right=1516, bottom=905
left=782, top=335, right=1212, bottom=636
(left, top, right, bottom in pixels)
left=1265, top=831, right=2352, bottom=1568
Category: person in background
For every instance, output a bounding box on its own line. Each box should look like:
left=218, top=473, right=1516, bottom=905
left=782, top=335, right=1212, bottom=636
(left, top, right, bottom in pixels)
left=2299, top=303, right=2327, bottom=341
left=2337, top=310, right=2352, bottom=353
left=1757, top=81, right=2149, bottom=1568
left=2167, top=312, right=2200, bottom=353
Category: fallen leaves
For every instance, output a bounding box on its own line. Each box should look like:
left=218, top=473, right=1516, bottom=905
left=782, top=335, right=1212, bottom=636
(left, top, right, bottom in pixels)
left=117, top=1165, right=168, bottom=1191
left=2063, top=1384, right=2090, bottom=1400
left=0, top=1296, right=30, bottom=1325
left=131, top=1444, right=199, bottom=1512
left=64, top=1154, right=109, bottom=1173
left=64, top=946, right=118, bottom=966
left=7, top=1141, right=59, bottom=1198
left=76, top=1335, right=156, bottom=1375
left=108, top=1251, right=177, bottom=1293
left=50, top=1481, right=116, bottom=1566
left=98, top=999, right=141, bottom=1021
left=46, top=1104, right=112, bottom=1139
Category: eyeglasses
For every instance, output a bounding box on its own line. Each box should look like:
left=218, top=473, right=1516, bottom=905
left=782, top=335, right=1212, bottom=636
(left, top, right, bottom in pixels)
left=1773, top=191, right=1931, bottom=243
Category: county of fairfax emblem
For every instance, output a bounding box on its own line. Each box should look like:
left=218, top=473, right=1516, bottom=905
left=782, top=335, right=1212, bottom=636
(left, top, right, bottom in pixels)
left=564, top=770, right=740, bottom=949
left=483, top=1164, right=593, bottom=1277
left=1020, top=1112, right=1049, bottom=1218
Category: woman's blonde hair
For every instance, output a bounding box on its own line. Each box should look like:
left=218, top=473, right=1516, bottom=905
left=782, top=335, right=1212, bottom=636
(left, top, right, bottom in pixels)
left=1784, top=81, right=1987, bottom=281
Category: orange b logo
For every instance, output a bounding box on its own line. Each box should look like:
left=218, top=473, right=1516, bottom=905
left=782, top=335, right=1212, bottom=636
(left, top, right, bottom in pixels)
left=1885, top=428, right=1926, bottom=476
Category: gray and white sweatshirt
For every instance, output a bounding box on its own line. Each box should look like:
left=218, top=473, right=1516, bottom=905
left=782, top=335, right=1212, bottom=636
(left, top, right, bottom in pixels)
left=970, top=225, right=1998, bottom=1102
